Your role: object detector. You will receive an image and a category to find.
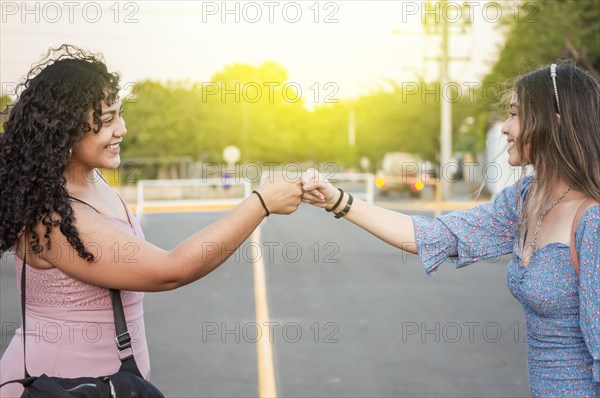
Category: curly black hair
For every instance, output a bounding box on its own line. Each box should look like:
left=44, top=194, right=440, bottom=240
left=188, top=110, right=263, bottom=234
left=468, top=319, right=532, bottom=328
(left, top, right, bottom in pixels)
left=0, top=44, right=121, bottom=261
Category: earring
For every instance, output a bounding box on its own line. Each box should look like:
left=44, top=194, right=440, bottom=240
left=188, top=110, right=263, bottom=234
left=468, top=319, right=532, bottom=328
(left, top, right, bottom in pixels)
left=68, top=148, right=72, bottom=159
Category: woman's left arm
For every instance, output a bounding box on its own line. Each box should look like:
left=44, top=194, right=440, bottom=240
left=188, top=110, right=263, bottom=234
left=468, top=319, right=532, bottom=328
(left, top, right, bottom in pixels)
left=578, top=205, right=600, bottom=383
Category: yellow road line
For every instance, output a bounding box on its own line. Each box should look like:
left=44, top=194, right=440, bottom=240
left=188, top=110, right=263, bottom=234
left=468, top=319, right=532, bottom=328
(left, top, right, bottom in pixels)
left=252, top=227, right=277, bottom=398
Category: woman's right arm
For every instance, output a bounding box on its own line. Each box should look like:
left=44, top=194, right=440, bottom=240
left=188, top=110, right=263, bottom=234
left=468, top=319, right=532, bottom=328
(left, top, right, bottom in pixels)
left=303, top=177, right=418, bottom=253
left=302, top=168, right=522, bottom=274
left=22, top=174, right=302, bottom=292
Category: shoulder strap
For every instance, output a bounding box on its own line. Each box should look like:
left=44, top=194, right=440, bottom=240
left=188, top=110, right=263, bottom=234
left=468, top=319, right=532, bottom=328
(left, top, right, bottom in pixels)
left=95, top=170, right=135, bottom=228
left=70, top=171, right=135, bottom=229
left=111, top=289, right=136, bottom=364
left=68, top=195, right=101, bottom=213
left=570, top=198, right=595, bottom=276
left=21, top=244, right=30, bottom=378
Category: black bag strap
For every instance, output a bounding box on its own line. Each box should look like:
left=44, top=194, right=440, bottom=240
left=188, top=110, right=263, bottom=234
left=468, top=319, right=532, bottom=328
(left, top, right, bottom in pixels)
left=110, top=289, right=136, bottom=363
left=21, top=244, right=30, bottom=378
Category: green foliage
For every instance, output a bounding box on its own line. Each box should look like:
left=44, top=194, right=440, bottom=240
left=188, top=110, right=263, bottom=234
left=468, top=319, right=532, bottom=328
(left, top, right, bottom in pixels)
left=485, top=0, right=599, bottom=86
left=120, top=63, right=477, bottom=169
left=119, top=0, right=599, bottom=168
left=120, top=81, right=205, bottom=159
left=0, top=95, right=11, bottom=133
left=473, top=0, right=600, bottom=147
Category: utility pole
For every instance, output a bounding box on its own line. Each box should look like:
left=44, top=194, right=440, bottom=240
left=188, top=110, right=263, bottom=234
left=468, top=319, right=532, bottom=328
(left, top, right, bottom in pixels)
left=348, top=110, right=357, bottom=167
left=423, top=0, right=470, bottom=201
left=440, top=0, right=452, bottom=201
left=348, top=110, right=356, bottom=147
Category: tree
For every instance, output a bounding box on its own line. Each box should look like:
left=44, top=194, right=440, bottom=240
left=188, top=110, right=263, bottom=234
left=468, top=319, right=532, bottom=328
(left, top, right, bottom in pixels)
left=0, top=95, right=11, bottom=133
left=204, top=61, right=311, bottom=162
left=121, top=81, right=205, bottom=159
left=471, top=0, right=600, bottom=149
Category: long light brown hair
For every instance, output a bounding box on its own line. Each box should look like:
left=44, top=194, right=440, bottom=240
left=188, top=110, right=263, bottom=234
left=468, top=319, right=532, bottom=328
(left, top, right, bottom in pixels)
left=513, top=61, right=600, bottom=244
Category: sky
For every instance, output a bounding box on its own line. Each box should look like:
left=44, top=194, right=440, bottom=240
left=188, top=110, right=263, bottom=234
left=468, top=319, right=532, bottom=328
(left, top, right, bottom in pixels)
left=1, top=1, right=507, bottom=107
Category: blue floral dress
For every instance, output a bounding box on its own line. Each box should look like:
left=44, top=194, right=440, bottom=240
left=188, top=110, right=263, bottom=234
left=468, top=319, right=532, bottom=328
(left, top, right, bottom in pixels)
left=412, top=178, right=599, bottom=397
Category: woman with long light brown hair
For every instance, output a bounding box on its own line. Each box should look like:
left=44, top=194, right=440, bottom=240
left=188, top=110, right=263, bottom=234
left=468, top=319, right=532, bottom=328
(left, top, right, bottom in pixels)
left=302, top=61, right=600, bottom=397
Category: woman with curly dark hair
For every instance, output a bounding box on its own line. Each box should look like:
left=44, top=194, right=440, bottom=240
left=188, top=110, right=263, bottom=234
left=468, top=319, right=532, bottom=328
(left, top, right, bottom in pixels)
left=0, top=44, right=302, bottom=396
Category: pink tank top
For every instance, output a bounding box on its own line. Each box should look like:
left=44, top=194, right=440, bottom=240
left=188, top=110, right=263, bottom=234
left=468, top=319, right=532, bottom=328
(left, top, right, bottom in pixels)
left=14, top=205, right=145, bottom=309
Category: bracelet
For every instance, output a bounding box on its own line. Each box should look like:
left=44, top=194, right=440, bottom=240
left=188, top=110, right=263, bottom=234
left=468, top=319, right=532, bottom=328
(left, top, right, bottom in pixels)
left=252, top=190, right=270, bottom=217
left=334, top=193, right=353, bottom=219
left=326, top=188, right=344, bottom=213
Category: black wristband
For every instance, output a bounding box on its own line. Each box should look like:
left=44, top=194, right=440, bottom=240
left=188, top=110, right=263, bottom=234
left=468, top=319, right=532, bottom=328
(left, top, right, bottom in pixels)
left=326, top=188, right=344, bottom=213
left=334, top=193, right=353, bottom=219
left=252, top=190, right=270, bottom=217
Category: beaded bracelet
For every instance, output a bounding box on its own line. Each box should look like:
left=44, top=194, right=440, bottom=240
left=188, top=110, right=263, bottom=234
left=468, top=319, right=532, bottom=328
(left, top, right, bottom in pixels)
left=326, top=188, right=344, bottom=213
left=252, top=190, right=270, bottom=217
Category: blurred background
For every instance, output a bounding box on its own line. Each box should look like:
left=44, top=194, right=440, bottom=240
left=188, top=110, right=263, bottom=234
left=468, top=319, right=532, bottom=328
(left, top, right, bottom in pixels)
left=1, top=1, right=599, bottom=397
left=2, top=0, right=597, bottom=197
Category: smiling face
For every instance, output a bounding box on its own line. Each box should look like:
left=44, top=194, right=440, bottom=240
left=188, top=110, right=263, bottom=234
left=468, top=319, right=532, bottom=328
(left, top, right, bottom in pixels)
left=70, top=100, right=126, bottom=170
left=501, top=92, right=528, bottom=167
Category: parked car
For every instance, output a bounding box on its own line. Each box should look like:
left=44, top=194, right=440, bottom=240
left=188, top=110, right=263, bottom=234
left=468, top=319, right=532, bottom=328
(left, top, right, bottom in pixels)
left=375, top=152, right=432, bottom=198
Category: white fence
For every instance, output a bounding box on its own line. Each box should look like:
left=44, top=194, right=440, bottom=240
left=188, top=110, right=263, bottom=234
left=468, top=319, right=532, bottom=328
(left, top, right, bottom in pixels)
left=136, top=178, right=252, bottom=218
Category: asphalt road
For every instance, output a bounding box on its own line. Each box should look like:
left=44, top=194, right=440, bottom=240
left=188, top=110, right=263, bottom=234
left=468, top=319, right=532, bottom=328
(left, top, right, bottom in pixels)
left=1, top=204, right=531, bottom=397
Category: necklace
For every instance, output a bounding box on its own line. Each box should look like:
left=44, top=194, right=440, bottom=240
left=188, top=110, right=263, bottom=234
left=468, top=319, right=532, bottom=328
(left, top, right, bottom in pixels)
left=525, top=184, right=574, bottom=253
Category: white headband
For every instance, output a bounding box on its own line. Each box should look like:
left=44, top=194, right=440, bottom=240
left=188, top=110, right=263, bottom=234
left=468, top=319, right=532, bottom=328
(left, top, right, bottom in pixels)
left=550, top=63, right=560, bottom=114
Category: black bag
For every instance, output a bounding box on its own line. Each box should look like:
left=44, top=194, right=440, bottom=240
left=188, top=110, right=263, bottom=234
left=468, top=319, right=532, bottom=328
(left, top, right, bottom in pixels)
left=13, top=357, right=163, bottom=397
left=0, top=249, right=165, bottom=397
